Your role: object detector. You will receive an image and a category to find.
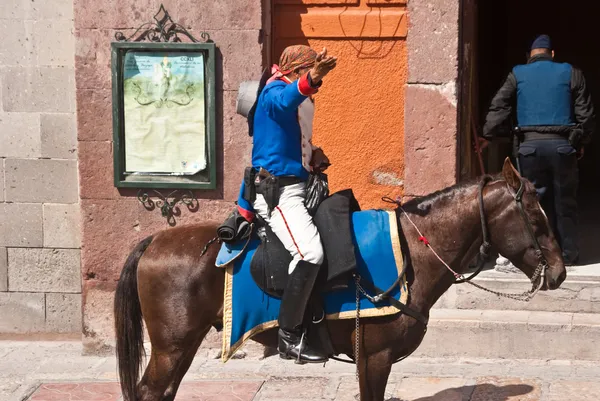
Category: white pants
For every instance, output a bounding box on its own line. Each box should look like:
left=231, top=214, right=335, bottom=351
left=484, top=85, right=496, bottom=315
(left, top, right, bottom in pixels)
left=254, top=182, right=324, bottom=274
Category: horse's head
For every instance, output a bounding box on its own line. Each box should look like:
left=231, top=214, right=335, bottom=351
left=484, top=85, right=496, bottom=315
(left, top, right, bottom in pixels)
left=488, top=158, right=566, bottom=290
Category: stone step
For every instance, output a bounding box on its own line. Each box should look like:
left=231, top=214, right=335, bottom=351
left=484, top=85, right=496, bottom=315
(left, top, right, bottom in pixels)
left=415, top=309, right=600, bottom=360
left=434, top=265, right=600, bottom=313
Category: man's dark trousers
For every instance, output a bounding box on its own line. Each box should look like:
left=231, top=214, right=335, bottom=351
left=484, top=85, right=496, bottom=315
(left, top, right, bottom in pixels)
left=518, top=137, right=579, bottom=264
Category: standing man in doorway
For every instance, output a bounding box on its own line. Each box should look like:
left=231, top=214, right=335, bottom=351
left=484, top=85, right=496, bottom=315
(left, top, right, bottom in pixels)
left=480, top=34, right=596, bottom=266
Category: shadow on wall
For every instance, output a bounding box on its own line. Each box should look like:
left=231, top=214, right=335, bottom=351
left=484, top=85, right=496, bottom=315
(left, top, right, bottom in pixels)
left=386, top=382, right=534, bottom=401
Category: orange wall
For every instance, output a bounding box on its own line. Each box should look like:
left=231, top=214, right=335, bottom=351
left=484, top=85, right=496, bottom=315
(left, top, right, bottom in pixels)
left=274, top=0, right=408, bottom=209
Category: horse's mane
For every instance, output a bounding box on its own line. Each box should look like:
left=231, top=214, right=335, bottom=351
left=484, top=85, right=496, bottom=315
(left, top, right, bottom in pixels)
left=400, top=174, right=505, bottom=216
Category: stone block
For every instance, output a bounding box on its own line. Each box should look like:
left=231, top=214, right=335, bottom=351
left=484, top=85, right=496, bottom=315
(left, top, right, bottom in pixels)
left=78, top=141, right=119, bottom=199
left=46, top=293, right=82, bottom=333
left=81, top=199, right=165, bottom=282
left=0, top=19, right=34, bottom=66
left=74, top=29, right=112, bottom=65
left=257, top=377, right=330, bottom=400
left=416, top=312, right=600, bottom=360
left=5, top=159, right=78, bottom=203
left=75, top=0, right=260, bottom=30
left=76, top=89, right=112, bottom=141
left=0, top=0, right=26, bottom=19
left=454, top=276, right=600, bottom=313
left=481, top=310, right=530, bottom=323
left=527, top=311, right=572, bottom=331
left=0, top=112, right=41, bottom=158
left=209, top=30, right=263, bottom=91
left=177, top=0, right=262, bottom=31
left=0, top=160, right=4, bottom=201
left=75, top=59, right=111, bottom=90
left=74, top=0, right=180, bottom=29
left=33, top=20, right=75, bottom=66
left=41, top=113, right=78, bottom=159
left=572, top=313, right=600, bottom=327
left=0, top=203, right=43, bottom=247
left=1, top=67, right=75, bottom=112
left=430, top=308, right=483, bottom=321
left=0, top=248, right=7, bottom=292
left=223, top=91, right=252, bottom=201
left=175, top=199, right=233, bottom=226
left=30, top=0, right=74, bottom=20
left=404, top=84, right=457, bottom=196
left=82, top=281, right=117, bottom=355
left=8, top=248, right=81, bottom=293
left=74, top=29, right=112, bottom=91
left=0, top=292, right=45, bottom=333
left=407, top=0, right=459, bottom=83
left=43, top=203, right=81, bottom=248
left=547, top=381, right=600, bottom=401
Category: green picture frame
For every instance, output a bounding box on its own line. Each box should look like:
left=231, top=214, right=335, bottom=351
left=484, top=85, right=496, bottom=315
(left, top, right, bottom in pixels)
left=111, top=41, right=217, bottom=189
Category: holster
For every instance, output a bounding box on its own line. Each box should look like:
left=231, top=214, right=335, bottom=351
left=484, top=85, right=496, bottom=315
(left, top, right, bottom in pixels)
left=568, top=127, right=584, bottom=150
left=512, top=127, right=523, bottom=174
left=243, top=167, right=257, bottom=203
left=256, top=174, right=280, bottom=217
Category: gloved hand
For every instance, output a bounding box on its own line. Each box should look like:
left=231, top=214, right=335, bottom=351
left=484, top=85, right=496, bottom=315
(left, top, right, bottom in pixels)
left=310, top=147, right=330, bottom=172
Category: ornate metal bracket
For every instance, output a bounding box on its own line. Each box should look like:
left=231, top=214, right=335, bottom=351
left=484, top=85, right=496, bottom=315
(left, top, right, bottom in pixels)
left=115, top=4, right=210, bottom=43
left=137, top=189, right=199, bottom=226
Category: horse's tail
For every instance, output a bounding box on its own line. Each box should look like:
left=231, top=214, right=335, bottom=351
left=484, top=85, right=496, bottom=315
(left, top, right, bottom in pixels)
left=114, top=235, right=153, bottom=401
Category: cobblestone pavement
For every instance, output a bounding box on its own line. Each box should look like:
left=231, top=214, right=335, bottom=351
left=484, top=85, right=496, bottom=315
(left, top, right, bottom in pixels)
left=1, top=340, right=599, bottom=401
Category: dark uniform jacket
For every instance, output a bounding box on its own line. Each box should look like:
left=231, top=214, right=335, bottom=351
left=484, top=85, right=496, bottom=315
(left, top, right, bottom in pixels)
left=483, top=54, right=596, bottom=144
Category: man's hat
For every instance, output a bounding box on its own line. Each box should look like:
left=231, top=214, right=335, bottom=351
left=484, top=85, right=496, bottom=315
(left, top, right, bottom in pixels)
left=531, top=34, right=552, bottom=50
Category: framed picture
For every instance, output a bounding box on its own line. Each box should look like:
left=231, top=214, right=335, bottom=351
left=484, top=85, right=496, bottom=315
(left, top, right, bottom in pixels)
left=111, top=42, right=216, bottom=189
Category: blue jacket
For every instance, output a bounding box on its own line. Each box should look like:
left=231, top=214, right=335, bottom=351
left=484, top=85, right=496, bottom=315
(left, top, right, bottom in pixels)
left=237, top=75, right=318, bottom=218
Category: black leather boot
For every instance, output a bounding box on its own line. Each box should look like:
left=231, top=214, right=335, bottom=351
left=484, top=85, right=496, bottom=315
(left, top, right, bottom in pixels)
left=278, top=260, right=328, bottom=364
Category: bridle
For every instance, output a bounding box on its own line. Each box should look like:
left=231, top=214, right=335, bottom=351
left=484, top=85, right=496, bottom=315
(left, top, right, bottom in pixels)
left=457, top=175, right=550, bottom=301
left=365, top=174, right=552, bottom=317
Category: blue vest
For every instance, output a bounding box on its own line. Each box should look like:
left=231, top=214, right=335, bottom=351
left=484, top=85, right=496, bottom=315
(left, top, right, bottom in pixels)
left=513, top=61, right=574, bottom=127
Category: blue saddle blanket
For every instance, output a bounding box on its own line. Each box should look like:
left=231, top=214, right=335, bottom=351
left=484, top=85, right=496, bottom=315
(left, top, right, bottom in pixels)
left=218, top=209, right=408, bottom=362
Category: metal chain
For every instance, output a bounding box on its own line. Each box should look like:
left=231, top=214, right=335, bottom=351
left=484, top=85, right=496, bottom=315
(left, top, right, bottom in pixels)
left=398, top=201, right=549, bottom=303
left=354, top=275, right=361, bottom=381
left=462, top=259, right=547, bottom=302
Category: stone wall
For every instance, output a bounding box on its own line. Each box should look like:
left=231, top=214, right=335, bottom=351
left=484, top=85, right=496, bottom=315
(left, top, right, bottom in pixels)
left=0, top=0, right=81, bottom=333
left=74, top=0, right=263, bottom=353
left=404, top=0, right=460, bottom=196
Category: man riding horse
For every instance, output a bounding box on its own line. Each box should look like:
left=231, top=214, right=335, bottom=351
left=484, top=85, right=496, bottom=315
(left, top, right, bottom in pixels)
left=236, top=45, right=338, bottom=364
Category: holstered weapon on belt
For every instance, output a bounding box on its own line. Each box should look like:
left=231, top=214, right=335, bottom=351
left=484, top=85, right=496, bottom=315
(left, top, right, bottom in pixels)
left=255, top=168, right=280, bottom=217
left=568, top=125, right=585, bottom=151
left=513, top=127, right=523, bottom=175
left=243, top=167, right=257, bottom=203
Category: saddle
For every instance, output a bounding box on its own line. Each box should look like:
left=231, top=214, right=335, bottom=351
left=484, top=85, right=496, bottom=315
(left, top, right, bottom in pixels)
left=217, top=190, right=361, bottom=357
left=218, top=189, right=360, bottom=294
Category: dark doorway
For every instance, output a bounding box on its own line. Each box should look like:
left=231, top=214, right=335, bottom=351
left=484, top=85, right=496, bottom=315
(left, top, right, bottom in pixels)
left=460, top=0, right=600, bottom=265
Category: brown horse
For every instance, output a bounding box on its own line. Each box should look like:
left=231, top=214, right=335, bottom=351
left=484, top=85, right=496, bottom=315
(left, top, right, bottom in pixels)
left=114, top=159, right=566, bottom=401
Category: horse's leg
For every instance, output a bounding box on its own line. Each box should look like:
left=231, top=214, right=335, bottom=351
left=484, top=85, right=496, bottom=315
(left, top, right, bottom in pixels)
left=137, top=348, right=184, bottom=401
left=137, top=314, right=217, bottom=401
left=357, top=351, right=393, bottom=401
left=135, top=235, right=224, bottom=401
left=160, top=326, right=211, bottom=401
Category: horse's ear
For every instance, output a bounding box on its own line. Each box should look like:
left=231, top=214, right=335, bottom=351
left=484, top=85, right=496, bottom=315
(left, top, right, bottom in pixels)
left=502, top=157, right=521, bottom=190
